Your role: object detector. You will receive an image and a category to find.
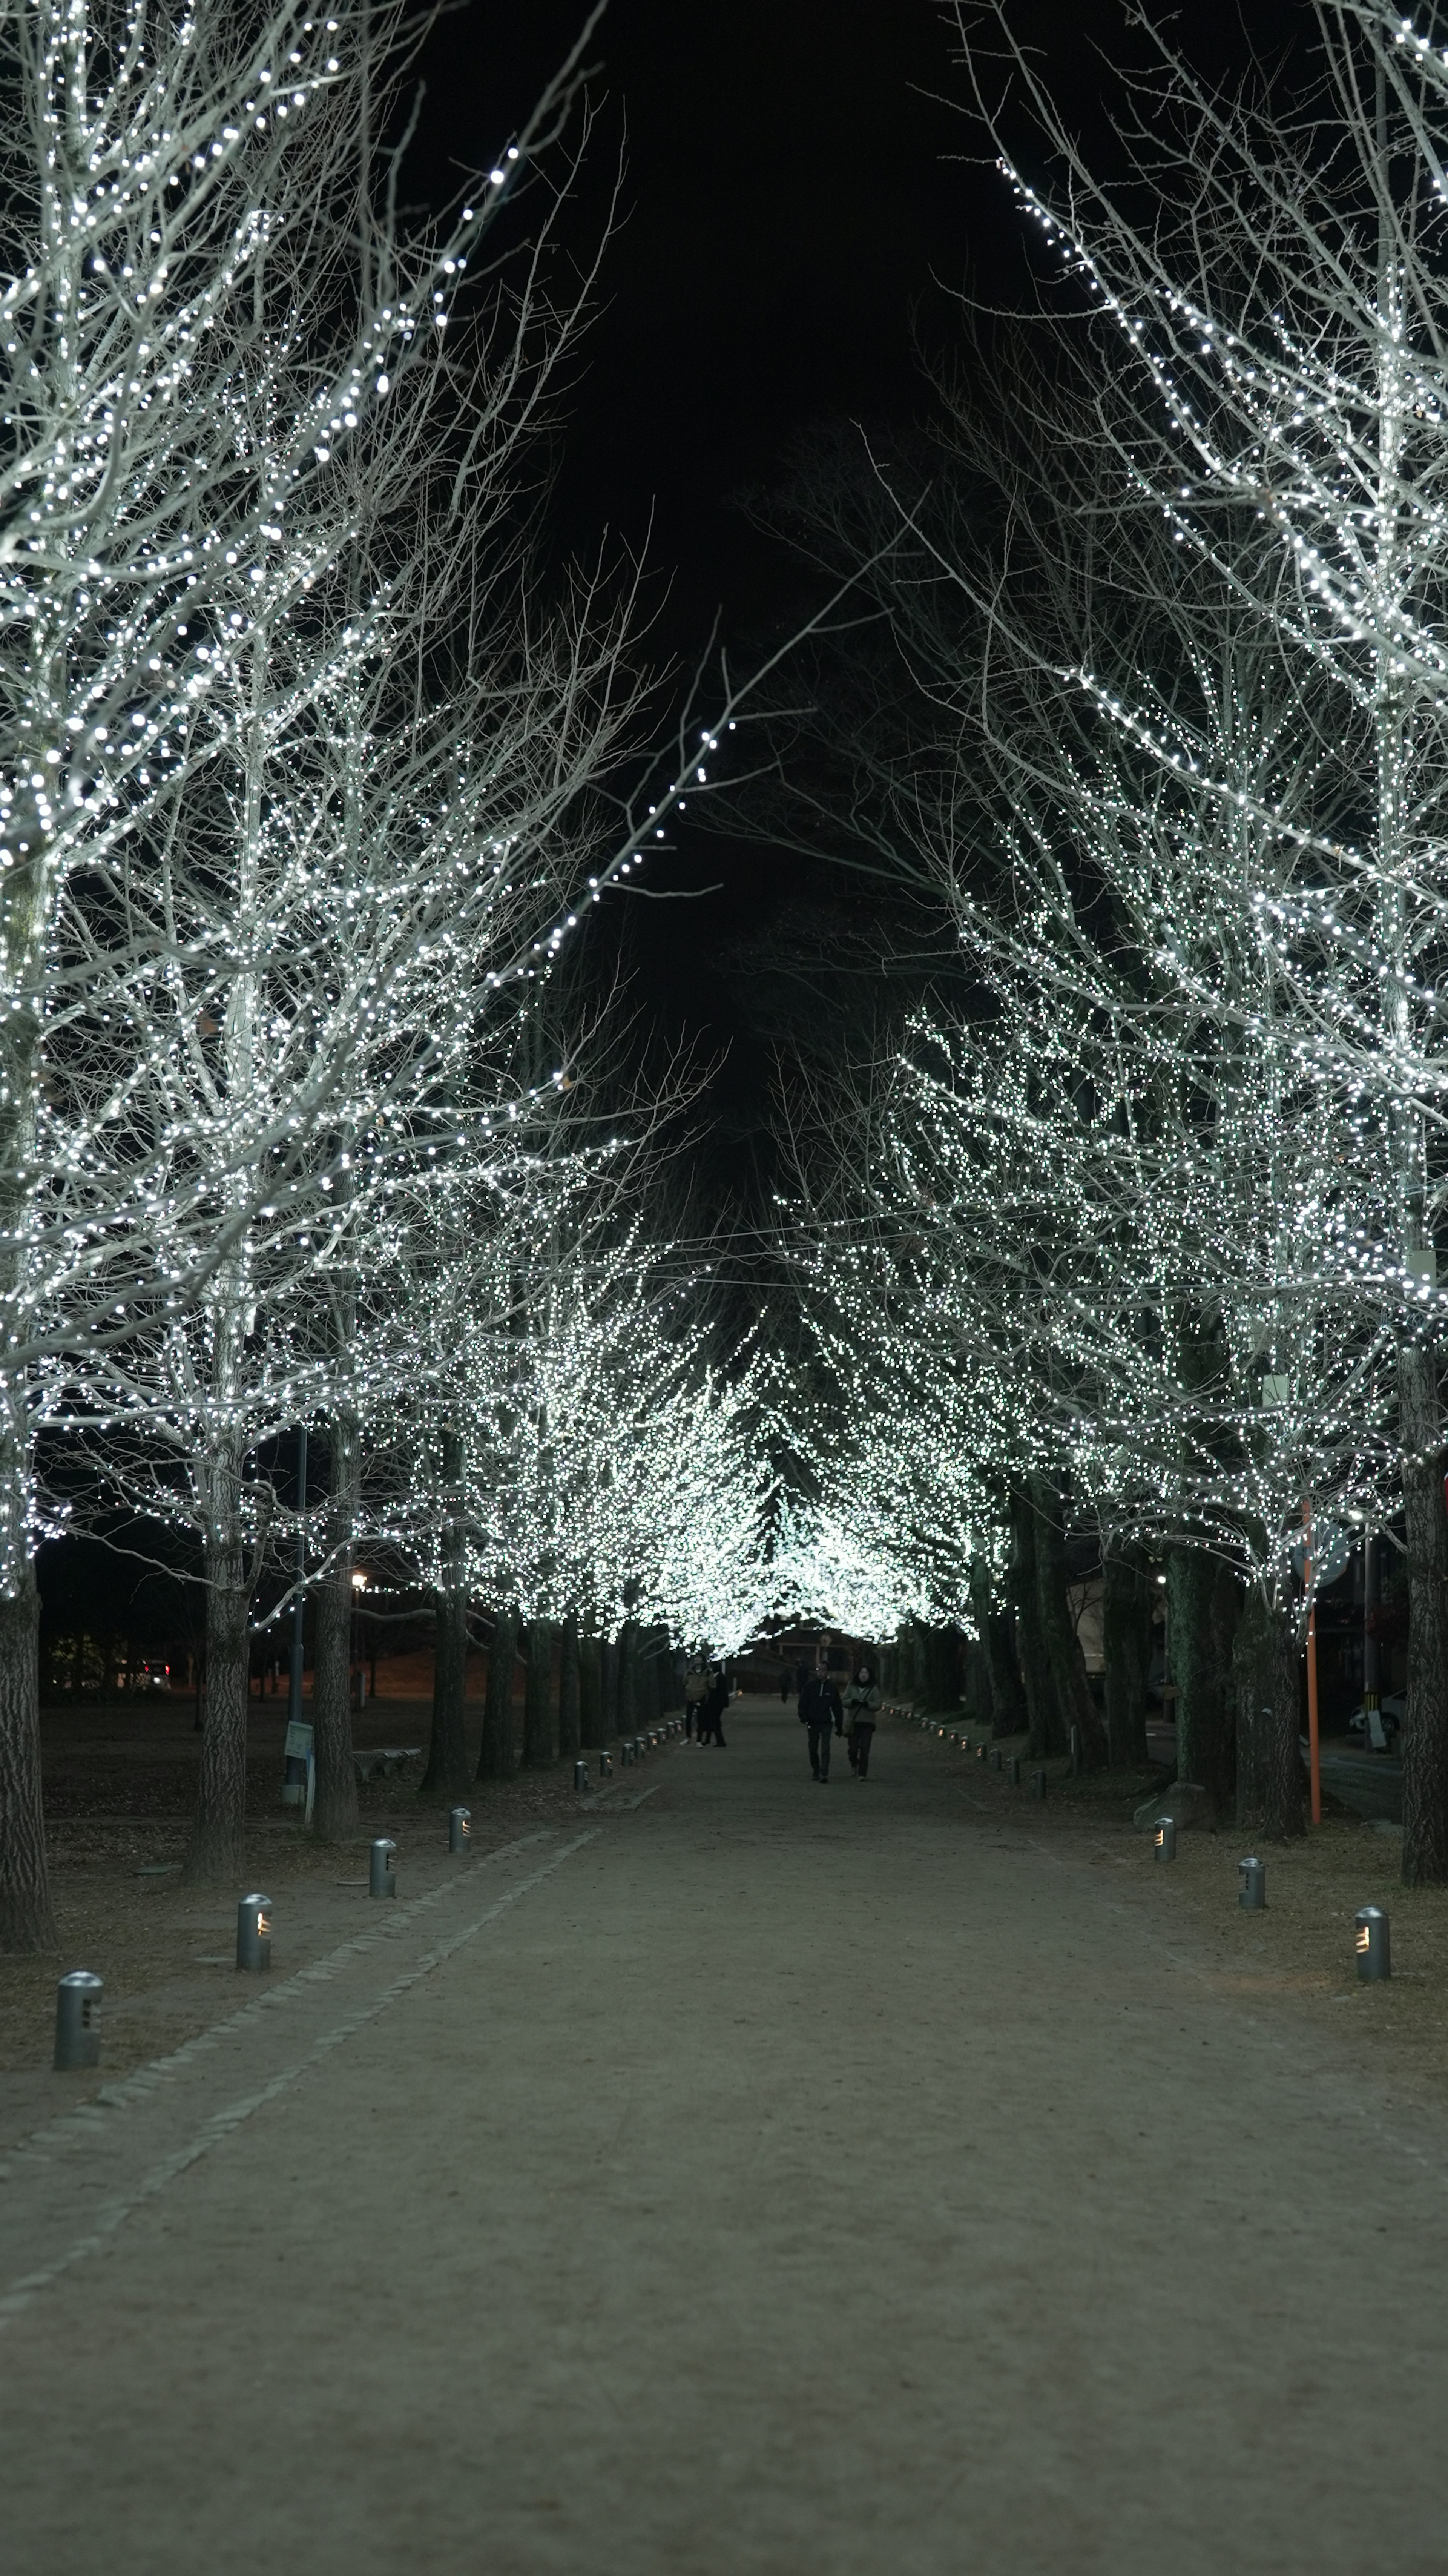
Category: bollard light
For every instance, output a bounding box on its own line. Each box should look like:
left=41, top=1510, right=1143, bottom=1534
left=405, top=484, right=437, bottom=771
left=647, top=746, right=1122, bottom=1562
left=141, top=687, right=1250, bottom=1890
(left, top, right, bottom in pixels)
left=1238, top=1856, right=1266, bottom=1911
left=1356, top=1904, right=1391, bottom=1981
left=989, top=1746, right=1002, bottom=1772
left=53, top=1969, right=103, bottom=2072
left=369, top=1836, right=397, bottom=1899
left=621, top=1741, right=633, bottom=1768
left=449, top=1806, right=471, bottom=1854
left=1154, top=1816, right=1176, bottom=1862
left=601, top=1750, right=614, bottom=1778
left=574, top=1758, right=590, bottom=1792
left=235, top=1892, right=272, bottom=1971
left=1032, top=1767, right=1048, bottom=1801
left=975, top=1742, right=987, bottom=1764
left=1008, top=1756, right=1021, bottom=1785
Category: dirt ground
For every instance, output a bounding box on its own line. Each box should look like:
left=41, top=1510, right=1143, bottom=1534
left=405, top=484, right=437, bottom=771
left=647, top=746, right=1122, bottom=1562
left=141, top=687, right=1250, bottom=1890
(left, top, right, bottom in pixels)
left=5, top=1698, right=1448, bottom=2573
left=0, top=1694, right=614, bottom=2097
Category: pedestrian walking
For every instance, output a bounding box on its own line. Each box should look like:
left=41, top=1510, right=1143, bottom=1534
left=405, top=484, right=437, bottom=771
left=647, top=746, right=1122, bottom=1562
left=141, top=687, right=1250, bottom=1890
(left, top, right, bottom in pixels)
left=698, top=1660, right=730, bottom=1747
left=843, top=1661, right=882, bottom=1777
left=683, top=1656, right=707, bottom=1741
left=798, top=1661, right=842, bottom=1782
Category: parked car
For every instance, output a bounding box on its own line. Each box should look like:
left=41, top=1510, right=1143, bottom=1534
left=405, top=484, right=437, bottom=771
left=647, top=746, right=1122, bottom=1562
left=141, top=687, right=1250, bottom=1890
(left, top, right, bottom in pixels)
left=1347, top=1693, right=1404, bottom=1740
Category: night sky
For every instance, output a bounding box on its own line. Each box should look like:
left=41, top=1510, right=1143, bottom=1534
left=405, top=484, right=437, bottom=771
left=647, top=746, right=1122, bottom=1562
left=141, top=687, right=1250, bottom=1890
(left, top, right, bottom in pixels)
left=414, top=1, right=1300, bottom=1201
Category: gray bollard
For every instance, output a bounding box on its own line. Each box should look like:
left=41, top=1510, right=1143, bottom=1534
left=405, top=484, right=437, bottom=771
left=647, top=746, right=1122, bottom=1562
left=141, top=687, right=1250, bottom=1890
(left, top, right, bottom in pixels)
left=989, top=1745, right=1002, bottom=1772
left=369, top=1836, right=397, bottom=1899
left=449, top=1806, right=471, bottom=1854
left=574, top=1759, right=589, bottom=1792
left=976, top=1742, right=987, bottom=1764
left=1154, top=1816, right=1177, bottom=1862
left=1032, top=1766, right=1048, bottom=1801
left=1356, top=1904, right=1391, bottom=1980
left=1069, top=1723, right=1082, bottom=1778
left=1007, top=1755, right=1021, bottom=1785
left=235, top=1892, right=272, bottom=1971
left=53, top=1969, right=103, bottom=2072
left=1238, top=1856, right=1266, bottom=1911
left=600, top=1750, right=614, bottom=1778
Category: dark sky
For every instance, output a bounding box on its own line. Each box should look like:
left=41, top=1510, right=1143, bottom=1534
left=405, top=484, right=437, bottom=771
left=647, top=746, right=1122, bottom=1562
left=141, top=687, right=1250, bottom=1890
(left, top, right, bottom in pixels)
left=412, top=1, right=1301, bottom=1197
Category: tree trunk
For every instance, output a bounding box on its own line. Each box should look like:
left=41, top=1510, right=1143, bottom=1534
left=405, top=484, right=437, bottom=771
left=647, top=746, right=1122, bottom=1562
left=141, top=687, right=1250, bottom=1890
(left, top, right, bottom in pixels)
left=1400, top=1343, right=1448, bottom=1883
left=970, top=1555, right=1027, bottom=1738
left=1166, top=1547, right=1239, bottom=1809
left=0, top=1552, right=52, bottom=1950
left=1009, top=1489, right=1061, bottom=1758
left=523, top=1618, right=555, bottom=1768
left=914, top=1623, right=962, bottom=1713
left=477, top=1606, right=518, bottom=1780
left=1030, top=1480, right=1100, bottom=1760
left=311, top=1407, right=361, bottom=1839
left=1101, top=1545, right=1154, bottom=1770
left=578, top=1633, right=604, bottom=1747
left=422, top=1428, right=471, bottom=1800
left=601, top=1635, right=619, bottom=1739
left=183, top=1505, right=251, bottom=1884
left=557, top=1617, right=580, bottom=1760
left=617, top=1623, right=637, bottom=1737
left=1233, top=1583, right=1303, bottom=1841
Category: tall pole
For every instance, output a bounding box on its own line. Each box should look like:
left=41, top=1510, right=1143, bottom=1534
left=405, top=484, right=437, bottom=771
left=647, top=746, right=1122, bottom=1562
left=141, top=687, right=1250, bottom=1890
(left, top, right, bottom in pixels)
left=1363, top=1522, right=1381, bottom=1740
left=1304, top=1497, right=1322, bottom=1826
left=288, top=1422, right=308, bottom=1731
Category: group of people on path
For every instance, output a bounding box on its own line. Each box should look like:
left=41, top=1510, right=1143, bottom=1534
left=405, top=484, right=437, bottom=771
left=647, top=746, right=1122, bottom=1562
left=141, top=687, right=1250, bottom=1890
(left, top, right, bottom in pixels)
left=682, top=1657, right=731, bottom=1747
left=796, top=1659, right=881, bottom=1782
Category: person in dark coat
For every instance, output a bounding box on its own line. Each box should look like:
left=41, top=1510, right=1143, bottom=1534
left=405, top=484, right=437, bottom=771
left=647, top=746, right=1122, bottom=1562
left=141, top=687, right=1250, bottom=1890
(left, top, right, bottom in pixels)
left=698, top=1660, right=730, bottom=1746
left=798, top=1662, right=842, bottom=1782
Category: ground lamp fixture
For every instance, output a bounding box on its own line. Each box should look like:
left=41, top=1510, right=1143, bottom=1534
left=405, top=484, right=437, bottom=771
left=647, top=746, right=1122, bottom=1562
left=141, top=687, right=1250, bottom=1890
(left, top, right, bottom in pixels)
left=370, top=1837, right=397, bottom=1900
left=449, top=1807, right=471, bottom=1853
left=1238, top=1858, right=1266, bottom=1910
left=1355, top=1905, right=1390, bottom=1980
left=54, top=1970, right=103, bottom=2071
left=1154, top=1817, right=1177, bottom=1862
left=236, top=1893, right=272, bottom=1970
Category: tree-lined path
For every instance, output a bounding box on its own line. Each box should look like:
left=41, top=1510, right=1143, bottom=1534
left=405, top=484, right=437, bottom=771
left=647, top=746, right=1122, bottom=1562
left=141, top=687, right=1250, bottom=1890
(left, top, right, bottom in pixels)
left=3, top=1700, right=1446, bottom=2574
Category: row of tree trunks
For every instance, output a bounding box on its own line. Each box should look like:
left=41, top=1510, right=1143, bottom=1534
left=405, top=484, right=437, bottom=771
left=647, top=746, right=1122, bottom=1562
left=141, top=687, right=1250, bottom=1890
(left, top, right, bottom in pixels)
left=1166, top=1545, right=1240, bottom=1811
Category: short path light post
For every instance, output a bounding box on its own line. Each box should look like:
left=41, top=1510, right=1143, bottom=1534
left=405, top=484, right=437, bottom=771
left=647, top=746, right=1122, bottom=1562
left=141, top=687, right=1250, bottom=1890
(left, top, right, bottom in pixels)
left=369, top=1836, right=397, bottom=1899
left=1356, top=1905, right=1391, bottom=1980
left=574, top=1759, right=590, bottom=1792
left=1007, top=1756, right=1021, bottom=1785
left=1154, top=1816, right=1177, bottom=1862
left=1032, top=1767, right=1048, bottom=1801
left=1238, top=1857, right=1266, bottom=1910
left=600, top=1750, right=613, bottom=1778
left=449, top=1807, right=471, bottom=1854
left=53, top=1970, right=103, bottom=2071
left=236, top=1893, right=272, bottom=1970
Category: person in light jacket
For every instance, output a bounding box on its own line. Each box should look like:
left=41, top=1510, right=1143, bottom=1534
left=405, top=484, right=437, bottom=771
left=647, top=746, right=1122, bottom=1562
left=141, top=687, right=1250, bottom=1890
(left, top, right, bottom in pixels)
left=843, top=1661, right=882, bottom=1777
